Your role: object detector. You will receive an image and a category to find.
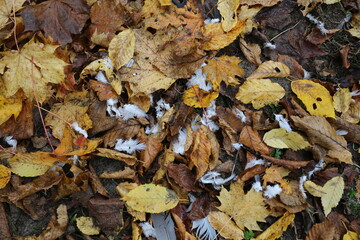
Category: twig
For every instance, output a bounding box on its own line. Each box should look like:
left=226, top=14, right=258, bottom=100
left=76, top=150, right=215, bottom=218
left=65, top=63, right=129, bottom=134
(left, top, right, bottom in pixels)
left=270, top=21, right=301, bottom=42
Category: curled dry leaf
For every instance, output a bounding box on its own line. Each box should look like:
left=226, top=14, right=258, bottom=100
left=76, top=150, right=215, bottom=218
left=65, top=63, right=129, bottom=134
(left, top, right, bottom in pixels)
left=247, top=61, right=290, bottom=80
left=95, top=148, right=137, bottom=166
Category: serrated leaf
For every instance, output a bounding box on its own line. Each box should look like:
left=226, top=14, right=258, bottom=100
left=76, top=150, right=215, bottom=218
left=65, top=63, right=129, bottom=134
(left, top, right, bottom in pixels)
left=263, top=128, right=310, bottom=151
left=122, top=184, right=179, bottom=213
left=109, top=29, right=135, bottom=70
left=304, top=180, right=326, bottom=197
left=208, top=211, right=244, bottom=240
left=247, top=61, right=290, bottom=79
left=321, top=176, right=344, bottom=216
left=291, top=80, right=335, bottom=118
left=236, top=79, right=285, bottom=109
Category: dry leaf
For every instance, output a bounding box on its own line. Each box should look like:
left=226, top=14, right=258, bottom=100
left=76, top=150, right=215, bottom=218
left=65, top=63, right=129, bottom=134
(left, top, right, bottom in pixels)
left=0, top=39, right=68, bottom=103
left=341, top=102, right=360, bottom=124
left=247, top=61, right=290, bottom=79
left=239, top=126, right=271, bottom=155
left=333, top=88, right=351, bottom=113
left=100, top=166, right=135, bottom=179
left=109, top=29, right=135, bottom=70
left=37, top=204, right=68, bottom=240
left=208, top=211, right=244, bottom=240
left=183, top=85, right=219, bottom=108
left=291, top=80, right=335, bottom=118
left=0, top=0, right=26, bottom=29
left=343, top=231, right=359, bottom=240
left=263, top=128, right=310, bottom=151
left=239, top=37, right=262, bottom=66
left=254, top=212, right=295, bottom=240
left=348, top=12, right=360, bottom=38
left=0, top=164, right=11, bottom=189
left=217, top=0, right=241, bottom=32
left=236, top=78, right=285, bottom=109
left=122, top=184, right=179, bottom=213
left=0, top=93, right=22, bottom=126
left=95, top=148, right=137, bottom=166
left=76, top=216, right=100, bottom=235
left=217, top=181, right=269, bottom=231
left=241, top=0, right=281, bottom=6
left=305, top=220, right=335, bottom=240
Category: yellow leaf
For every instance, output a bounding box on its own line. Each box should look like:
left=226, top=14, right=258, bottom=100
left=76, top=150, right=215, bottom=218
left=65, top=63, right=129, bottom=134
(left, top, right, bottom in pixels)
left=341, top=102, right=360, bottom=124
left=208, top=211, right=244, bottom=240
left=201, top=20, right=246, bottom=51
left=240, top=0, right=281, bottom=6
left=291, top=80, right=335, bottom=118
left=0, top=39, right=68, bottom=103
left=217, top=0, right=241, bottom=32
left=263, top=128, right=310, bottom=151
left=8, top=152, right=62, bottom=177
left=96, top=148, right=137, bottom=166
left=0, top=164, right=11, bottom=189
left=217, top=181, right=269, bottom=231
left=304, top=180, right=325, bottom=197
left=0, top=92, right=22, bottom=125
left=348, top=12, right=360, bottom=38
left=109, top=29, right=135, bottom=70
left=321, top=176, right=344, bottom=216
left=236, top=79, right=285, bottom=109
left=254, top=212, right=295, bottom=240
left=343, top=231, right=359, bottom=240
left=333, top=88, right=351, bottom=113
left=247, top=61, right=290, bottom=79
left=76, top=216, right=100, bottom=235
left=183, top=85, right=219, bottom=108
left=203, top=55, right=244, bottom=90
left=122, top=184, right=179, bottom=213
left=0, top=0, right=26, bottom=29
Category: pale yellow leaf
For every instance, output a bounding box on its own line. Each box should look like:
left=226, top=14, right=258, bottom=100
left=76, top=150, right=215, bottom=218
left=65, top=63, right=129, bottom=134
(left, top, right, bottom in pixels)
left=0, top=39, right=68, bottom=103
left=324, top=0, right=340, bottom=4
left=291, top=80, right=335, bottom=118
left=304, top=180, right=325, bottom=197
left=217, top=0, right=240, bottom=32
left=333, top=88, right=351, bottom=113
left=343, top=231, right=359, bottom=240
left=341, top=102, right=360, bottom=124
left=263, top=128, right=310, bottom=151
left=158, top=0, right=172, bottom=6
left=0, top=0, right=26, bottom=29
left=0, top=164, right=11, bottom=189
left=76, top=217, right=100, bottom=235
left=0, top=92, right=22, bottom=125
left=122, top=184, right=179, bottom=213
left=254, top=212, right=295, bottom=240
left=236, top=79, right=285, bottom=109
left=321, top=176, right=344, bottom=216
left=247, top=61, right=290, bottom=79
left=109, top=29, right=135, bottom=70
left=240, top=0, right=281, bottom=6
left=208, top=211, right=244, bottom=240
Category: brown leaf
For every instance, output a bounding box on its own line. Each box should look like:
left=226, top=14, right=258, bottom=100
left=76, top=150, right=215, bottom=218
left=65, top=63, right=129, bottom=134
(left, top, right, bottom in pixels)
left=278, top=54, right=305, bottom=79
left=88, top=163, right=109, bottom=198
left=305, top=220, right=335, bottom=240
left=52, top=170, right=89, bottom=201
left=239, top=126, right=271, bottom=155
left=188, top=128, right=211, bottom=179
left=238, top=164, right=266, bottom=182
left=327, top=116, right=360, bottom=144
left=261, top=154, right=310, bottom=170
left=326, top=212, right=348, bottom=240
left=168, top=163, right=202, bottom=192
left=87, top=97, right=117, bottom=136
left=103, top=119, right=141, bottom=147
left=239, top=37, right=262, bottom=66
left=21, top=194, right=48, bottom=220
left=0, top=203, right=11, bottom=238
left=21, top=0, right=89, bottom=45
left=36, top=204, right=68, bottom=240
left=169, top=103, right=194, bottom=136
left=95, top=148, right=138, bottom=166
left=350, top=217, right=360, bottom=236
left=139, top=132, right=164, bottom=171
left=89, top=80, right=118, bottom=101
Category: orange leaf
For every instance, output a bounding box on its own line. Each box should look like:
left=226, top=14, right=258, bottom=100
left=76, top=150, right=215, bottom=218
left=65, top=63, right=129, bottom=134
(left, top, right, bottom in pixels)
left=239, top=126, right=271, bottom=155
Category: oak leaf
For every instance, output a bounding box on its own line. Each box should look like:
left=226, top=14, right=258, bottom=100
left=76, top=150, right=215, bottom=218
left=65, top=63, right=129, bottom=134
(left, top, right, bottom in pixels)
left=263, top=128, right=310, bottom=151
left=247, top=61, right=290, bottom=79
left=21, top=0, right=89, bottom=45
left=236, top=79, right=285, bottom=109
left=291, top=80, right=335, bottom=118
left=217, top=181, right=269, bottom=231
left=0, top=39, right=68, bottom=103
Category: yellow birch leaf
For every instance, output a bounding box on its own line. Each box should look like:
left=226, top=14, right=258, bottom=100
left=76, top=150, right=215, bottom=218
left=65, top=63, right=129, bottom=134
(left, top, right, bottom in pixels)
left=76, top=217, right=100, bottom=235
left=0, top=164, right=11, bottom=189
left=341, top=102, right=360, bottom=124
left=254, top=212, right=295, bottom=240
left=208, top=211, right=244, bottom=240
left=236, top=79, right=285, bottom=109
left=247, top=61, right=290, bottom=79
left=122, top=184, right=179, bottom=213
left=109, top=29, right=135, bottom=70
left=203, top=55, right=244, bottom=90
left=183, top=85, right=219, bottom=108
left=304, top=180, right=325, bottom=197
left=343, top=231, right=359, bottom=240
left=333, top=88, right=351, bottom=113
left=201, top=20, right=246, bottom=51
left=263, top=128, right=310, bottom=151
left=8, top=152, right=62, bottom=177
left=217, top=0, right=241, bottom=32
left=321, top=176, right=344, bottom=216
left=218, top=181, right=269, bottom=231
left=0, top=93, right=22, bottom=125
left=291, top=80, right=335, bottom=118
left=0, top=39, right=68, bottom=103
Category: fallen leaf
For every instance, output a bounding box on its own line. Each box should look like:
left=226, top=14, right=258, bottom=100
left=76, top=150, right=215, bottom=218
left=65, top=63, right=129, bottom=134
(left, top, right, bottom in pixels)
left=217, top=181, right=269, bottom=231
left=95, top=148, right=137, bottom=166
left=168, top=163, right=202, bottom=192
left=103, top=118, right=141, bottom=147
left=305, top=220, right=335, bottom=240
left=333, top=88, right=351, bottom=113
left=76, top=216, right=100, bottom=235
left=236, top=79, right=285, bottom=109
left=89, top=80, right=118, bottom=101
left=208, top=211, right=244, bottom=240
left=0, top=39, right=68, bottom=103
left=343, top=231, right=359, bottom=240
left=217, top=0, right=241, bottom=32
left=254, top=212, right=295, bottom=240
left=0, top=91, right=22, bottom=126
left=241, top=0, right=281, bottom=6
left=100, top=166, right=135, bottom=179
left=0, top=164, right=11, bottom=189
left=183, top=85, right=219, bottom=108
left=0, top=0, right=26, bottom=30
left=291, top=80, right=335, bottom=118
left=247, top=61, right=290, bottom=79
left=348, top=12, right=360, bottom=38
left=35, top=204, right=68, bottom=240
left=21, top=0, right=89, bottom=45
left=239, top=37, right=262, bottom=66
left=139, top=135, right=164, bottom=171
left=297, top=0, right=322, bottom=15
left=341, top=102, right=360, bottom=124
left=122, top=184, right=179, bottom=213
left=239, top=126, right=271, bottom=155
left=263, top=128, right=310, bottom=151
left=109, top=29, right=135, bottom=70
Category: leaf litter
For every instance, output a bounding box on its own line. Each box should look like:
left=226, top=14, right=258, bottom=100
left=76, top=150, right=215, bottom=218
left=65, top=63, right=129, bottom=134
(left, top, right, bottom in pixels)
left=0, top=0, right=359, bottom=239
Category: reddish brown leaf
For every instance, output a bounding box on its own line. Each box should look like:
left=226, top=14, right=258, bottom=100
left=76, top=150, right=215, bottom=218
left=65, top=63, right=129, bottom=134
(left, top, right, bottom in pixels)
left=340, top=45, right=351, bottom=69
left=350, top=217, right=360, bottom=236
left=103, top=119, right=141, bottom=147
left=239, top=126, right=270, bottom=155
left=87, top=97, right=117, bottom=136
left=139, top=134, right=163, bottom=171
left=305, top=220, right=335, bottom=240
left=238, top=164, right=266, bottom=182
left=168, top=163, right=202, bottom=192
left=21, top=0, right=89, bottom=45
left=89, top=80, right=118, bottom=101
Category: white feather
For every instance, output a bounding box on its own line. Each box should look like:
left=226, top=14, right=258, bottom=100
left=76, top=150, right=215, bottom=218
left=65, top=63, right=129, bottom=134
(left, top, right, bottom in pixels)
left=234, top=108, right=247, bottom=123
left=264, top=184, right=282, bottom=198
left=95, top=71, right=109, bottom=84
left=151, top=212, right=176, bottom=240
left=306, top=14, right=329, bottom=35
left=172, top=128, right=187, bottom=155
left=114, top=139, right=145, bottom=154
left=187, top=65, right=212, bottom=91
left=139, top=222, right=156, bottom=238
left=4, top=136, right=17, bottom=149
left=71, top=122, right=88, bottom=138
left=192, top=217, right=217, bottom=240
left=275, top=114, right=292, bottom=132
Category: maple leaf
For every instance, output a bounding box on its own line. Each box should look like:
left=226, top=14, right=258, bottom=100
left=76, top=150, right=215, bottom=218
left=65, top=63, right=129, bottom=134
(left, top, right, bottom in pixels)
left=0, top=39, right=68, bottom=103
left=0, top=0, right=26, bottom=30
left=21, top=0, right=89, bottom=45
left=217, top=181, right=269, bottom=231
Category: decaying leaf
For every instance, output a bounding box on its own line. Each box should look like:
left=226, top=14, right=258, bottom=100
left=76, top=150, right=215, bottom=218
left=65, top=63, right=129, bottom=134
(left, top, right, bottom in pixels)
left=76, top=216, right=101, bottom=235
left=236, top=79, right=285, bottom=109
left=122, top=184, right=179, bottom=213
left=254, top=212, right=295, bottom=240
left=341, top=102, right=360, bottom=124
left=247, top=61, right=290, bottom=79
left=291, top=80, right=335, bottom=118
left=0, top=39, right=68, bottom=103
left=263, top=128, right=310, bottom=151
left=208, top=211, right=244, bottom=240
